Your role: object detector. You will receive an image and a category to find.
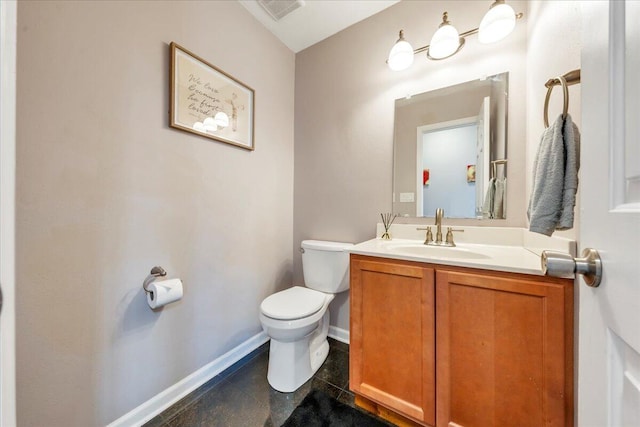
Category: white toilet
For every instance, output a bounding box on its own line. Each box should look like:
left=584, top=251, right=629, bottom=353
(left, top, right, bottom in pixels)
left=259, top=239, right=353, bottom=392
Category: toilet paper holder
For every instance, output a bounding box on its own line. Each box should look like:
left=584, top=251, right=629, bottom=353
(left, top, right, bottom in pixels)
left=143, top=266, right=167, bottom=293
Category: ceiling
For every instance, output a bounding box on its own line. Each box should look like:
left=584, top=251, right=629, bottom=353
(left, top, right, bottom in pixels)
left=238, top=0, right=400, bottom=53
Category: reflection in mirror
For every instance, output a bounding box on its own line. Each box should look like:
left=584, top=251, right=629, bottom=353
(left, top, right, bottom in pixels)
left=393, top=72, right=508, bottom=219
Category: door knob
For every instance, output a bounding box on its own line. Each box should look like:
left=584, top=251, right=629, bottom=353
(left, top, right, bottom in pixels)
left=541, top=248, right=602, bottom=287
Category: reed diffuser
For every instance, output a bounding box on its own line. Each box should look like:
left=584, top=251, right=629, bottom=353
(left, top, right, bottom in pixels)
left=380, top=213, right=398, bottom=240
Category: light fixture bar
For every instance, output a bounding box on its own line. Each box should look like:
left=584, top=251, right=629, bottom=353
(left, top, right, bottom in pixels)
left=411, top=12, right=523, bottom=56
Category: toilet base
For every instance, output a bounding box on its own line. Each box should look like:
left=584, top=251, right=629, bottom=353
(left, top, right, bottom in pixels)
left=310, top=337, right=329, bottom=373
left=266, top=311, right=330, bottom=393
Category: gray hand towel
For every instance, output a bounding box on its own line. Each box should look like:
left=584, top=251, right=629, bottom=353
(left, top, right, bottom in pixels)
left=502, top=177, right=507, bottom=219
left=528, top=114, right=580, bottom=235
left=558, top=114, right=580, bottom=230
left=494, top=177, right=506, bottom=220
left=482, top=178, right=496, bottom=219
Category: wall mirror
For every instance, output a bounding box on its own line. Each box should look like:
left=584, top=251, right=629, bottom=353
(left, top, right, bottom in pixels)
left=392, top=72, right=508, bottom=219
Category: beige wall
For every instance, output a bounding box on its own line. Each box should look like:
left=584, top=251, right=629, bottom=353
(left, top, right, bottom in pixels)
left=294, top=0, right=529, bottom=330
left=16, top=1, right=294, bottom=425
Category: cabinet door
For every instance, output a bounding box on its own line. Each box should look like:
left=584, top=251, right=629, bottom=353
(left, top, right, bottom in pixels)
left=436, top=270, right=573, bottom=427
left=350, top=256, right=435, bottom=426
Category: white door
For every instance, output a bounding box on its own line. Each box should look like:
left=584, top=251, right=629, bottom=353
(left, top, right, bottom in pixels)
left=476, top=96, right=490, bottom=217
left=579, top=1, right=640, bottom=426
left=415, top=117, right=476, bottom=217
left=0, top=1, right=17, bottom=425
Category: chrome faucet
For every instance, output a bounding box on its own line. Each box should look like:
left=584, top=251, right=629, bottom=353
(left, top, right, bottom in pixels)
left=435, top=208, right=444, bottom=244
left=417, top=208, right=464, bottom=246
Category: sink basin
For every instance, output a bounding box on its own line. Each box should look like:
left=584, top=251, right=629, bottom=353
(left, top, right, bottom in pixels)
left=387, top=244, right=492, bottom=260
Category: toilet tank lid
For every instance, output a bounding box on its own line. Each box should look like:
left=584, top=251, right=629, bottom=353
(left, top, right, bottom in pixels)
left=301, top=240, right=354, bottom=252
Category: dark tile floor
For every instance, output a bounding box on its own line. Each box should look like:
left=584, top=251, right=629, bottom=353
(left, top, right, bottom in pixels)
left=144, top=338, right=370, bottom=427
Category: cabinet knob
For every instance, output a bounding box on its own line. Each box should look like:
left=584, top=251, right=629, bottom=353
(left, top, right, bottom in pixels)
left=541, top=248, right=602, bottom=287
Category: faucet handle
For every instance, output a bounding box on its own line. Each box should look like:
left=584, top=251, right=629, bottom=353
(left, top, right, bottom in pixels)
left=417, top=227, right=434, bottom=245
left=445, top=227, right=464, bottom=246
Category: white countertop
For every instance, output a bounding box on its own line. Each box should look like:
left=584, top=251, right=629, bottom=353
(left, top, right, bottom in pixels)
left=349, top=238, right=547, bottom=275
left=347, top=224, right=577, bottom=276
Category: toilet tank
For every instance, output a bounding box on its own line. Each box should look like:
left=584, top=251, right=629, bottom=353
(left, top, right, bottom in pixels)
left=301, top=240, right=354, bottom=293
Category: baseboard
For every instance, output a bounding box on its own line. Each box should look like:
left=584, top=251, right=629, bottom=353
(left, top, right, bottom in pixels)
left=328, top=325, right=350, bottom=344
left=107, top=331, right=270, bottom=427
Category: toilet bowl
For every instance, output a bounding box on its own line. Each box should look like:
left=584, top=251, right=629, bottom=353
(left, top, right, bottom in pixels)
left=259, top=240, right=353, bottom=393
left=260, top=287, right=334, bottom=392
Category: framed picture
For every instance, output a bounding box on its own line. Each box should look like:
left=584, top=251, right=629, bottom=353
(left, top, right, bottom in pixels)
left=467, top=164, right=476, bottom=183
left=423, top=169, right=430, bottom=186
left=170, top=42, right=255, bottom=150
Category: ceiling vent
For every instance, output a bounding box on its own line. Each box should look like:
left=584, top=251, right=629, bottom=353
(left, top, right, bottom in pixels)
left=257, top=0, right=305, bottom=21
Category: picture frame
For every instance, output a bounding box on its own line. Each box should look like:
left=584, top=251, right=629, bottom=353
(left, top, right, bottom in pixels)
left=467, top=164, right=476, bottom=183
left=170, top=42, right=255, bottom=150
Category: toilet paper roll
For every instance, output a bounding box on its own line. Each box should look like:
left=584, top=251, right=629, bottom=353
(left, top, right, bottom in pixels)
left=146, top=278, right=183, bottom=309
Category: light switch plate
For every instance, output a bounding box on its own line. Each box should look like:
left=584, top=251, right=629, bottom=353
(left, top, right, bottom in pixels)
left=400, top=192, right=415, bottom=202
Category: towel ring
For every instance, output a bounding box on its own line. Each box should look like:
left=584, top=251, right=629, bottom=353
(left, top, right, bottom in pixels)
left=543, top=75, right=568, bottom=128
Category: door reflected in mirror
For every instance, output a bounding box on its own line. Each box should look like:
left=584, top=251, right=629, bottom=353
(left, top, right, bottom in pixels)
left=393, top=72, right=508, bottom=219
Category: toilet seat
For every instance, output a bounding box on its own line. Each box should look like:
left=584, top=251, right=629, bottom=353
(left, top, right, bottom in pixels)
left=260, top=286, right=327, bottom=320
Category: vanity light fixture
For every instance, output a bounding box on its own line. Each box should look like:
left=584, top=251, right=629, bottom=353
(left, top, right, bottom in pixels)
left=387, top=0, right=523, bottom=70
left=427, top=12, right=464, bottom=60
left=478, top=0, right=517, bottom=44
left=387, top=30, right=414, bottom=71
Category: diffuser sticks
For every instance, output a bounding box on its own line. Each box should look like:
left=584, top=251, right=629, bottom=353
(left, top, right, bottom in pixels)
left=380, top=213, right=397, bottom=240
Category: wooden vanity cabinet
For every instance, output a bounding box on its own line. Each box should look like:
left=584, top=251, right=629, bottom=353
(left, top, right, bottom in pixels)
left=349, top=254, right=573, bottom=427
left=349, top=255, right=436, bottom=426
left=436, top=269, right=573, bottom=427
